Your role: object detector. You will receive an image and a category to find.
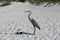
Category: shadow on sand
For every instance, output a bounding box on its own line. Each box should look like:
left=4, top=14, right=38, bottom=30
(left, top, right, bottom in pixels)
left=14, top=32, right=34, bottom=35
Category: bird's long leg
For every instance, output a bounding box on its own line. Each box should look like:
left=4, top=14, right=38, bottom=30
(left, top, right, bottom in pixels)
left=34, top=27, right=36, bottom=35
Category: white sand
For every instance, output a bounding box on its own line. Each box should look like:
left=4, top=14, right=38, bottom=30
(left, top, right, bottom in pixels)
left=0, top=2, right=60, bottom=40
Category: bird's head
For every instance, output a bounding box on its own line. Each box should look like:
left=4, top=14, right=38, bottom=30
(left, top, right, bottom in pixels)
left=25, top=10, right=31, bottom=13
left=25, top=10, right=31, bottom=15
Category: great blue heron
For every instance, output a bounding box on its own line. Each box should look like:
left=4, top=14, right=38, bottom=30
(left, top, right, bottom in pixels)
left=25, top=11, right=40, bottom=35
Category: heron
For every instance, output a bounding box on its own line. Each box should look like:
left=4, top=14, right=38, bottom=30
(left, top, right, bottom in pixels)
left=25, top=11, right=40, bottom=35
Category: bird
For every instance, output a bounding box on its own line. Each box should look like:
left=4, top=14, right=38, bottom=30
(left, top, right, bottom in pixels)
left=25, top=11, right=40, bottom=35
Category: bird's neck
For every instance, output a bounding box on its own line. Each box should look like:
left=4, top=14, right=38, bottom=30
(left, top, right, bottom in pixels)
left=28, top=13, right=31, bottom=20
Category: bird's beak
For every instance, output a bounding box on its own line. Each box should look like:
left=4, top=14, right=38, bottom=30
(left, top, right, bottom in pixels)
left=24, top=11, right=27, bottom=13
